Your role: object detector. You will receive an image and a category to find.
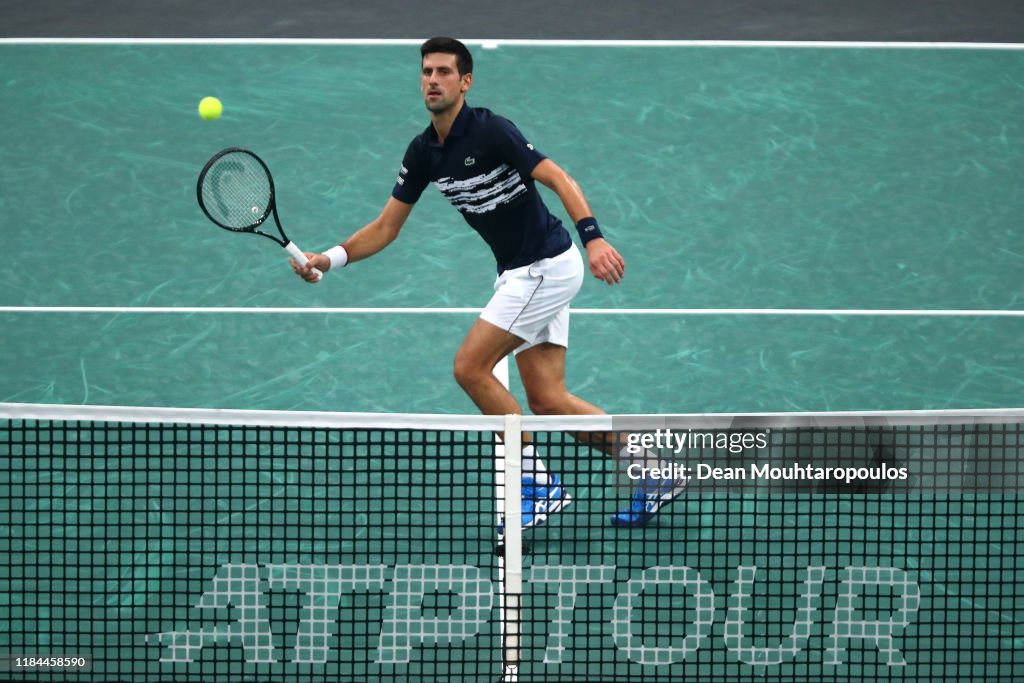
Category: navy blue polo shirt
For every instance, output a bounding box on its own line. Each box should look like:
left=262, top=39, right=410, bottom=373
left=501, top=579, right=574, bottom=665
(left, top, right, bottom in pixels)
left=391, top=104, right=572, bottom=273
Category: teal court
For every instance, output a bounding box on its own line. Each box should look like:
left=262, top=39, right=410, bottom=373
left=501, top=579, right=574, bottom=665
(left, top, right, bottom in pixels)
left=0, top=41, right=1021, bottom=683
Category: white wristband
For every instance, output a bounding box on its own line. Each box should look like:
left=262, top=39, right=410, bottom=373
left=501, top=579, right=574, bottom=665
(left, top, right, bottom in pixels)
left=323, top=245, right=349, bottom=271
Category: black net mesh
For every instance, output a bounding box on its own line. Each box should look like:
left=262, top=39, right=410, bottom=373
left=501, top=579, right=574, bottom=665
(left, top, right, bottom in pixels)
left=0, top=409, right=1021, bottom=682
left=517, top=418, right=1022, bottom=681
left=0, top=418, right=498, bottom=682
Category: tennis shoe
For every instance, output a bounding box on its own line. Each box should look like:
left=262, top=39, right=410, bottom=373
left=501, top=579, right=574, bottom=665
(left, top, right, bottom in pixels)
left=521, top=474, right=572, bottom=530
left=610, top=476, right=687, bottom=528
left=498, top=474, right=572, bottom=535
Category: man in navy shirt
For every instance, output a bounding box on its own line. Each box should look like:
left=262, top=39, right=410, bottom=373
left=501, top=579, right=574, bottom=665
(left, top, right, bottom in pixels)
left=295, top=37, right=683, bottom=529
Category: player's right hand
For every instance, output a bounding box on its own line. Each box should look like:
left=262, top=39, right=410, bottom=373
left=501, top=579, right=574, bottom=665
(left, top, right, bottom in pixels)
left=290, top=252, right=330, bottom=283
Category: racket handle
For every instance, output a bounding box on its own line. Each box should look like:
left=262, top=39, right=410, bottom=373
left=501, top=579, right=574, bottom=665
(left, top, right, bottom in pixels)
left=284, top=242, right=323, bottom=282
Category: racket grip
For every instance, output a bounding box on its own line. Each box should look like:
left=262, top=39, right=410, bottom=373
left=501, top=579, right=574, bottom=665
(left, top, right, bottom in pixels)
left=284, top=242, right=323, bottom=282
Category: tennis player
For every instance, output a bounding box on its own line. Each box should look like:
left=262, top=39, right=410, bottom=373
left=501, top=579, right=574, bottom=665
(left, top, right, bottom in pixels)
left=293, top=37, right=681, bottom=528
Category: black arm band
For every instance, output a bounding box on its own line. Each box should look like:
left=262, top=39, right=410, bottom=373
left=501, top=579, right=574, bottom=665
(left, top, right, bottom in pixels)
left=575, top=217, right=604, bottom=246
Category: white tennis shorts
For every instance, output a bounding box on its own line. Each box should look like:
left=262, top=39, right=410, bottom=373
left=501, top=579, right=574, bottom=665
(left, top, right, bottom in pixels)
left=480, top=243, right=585, bottom=354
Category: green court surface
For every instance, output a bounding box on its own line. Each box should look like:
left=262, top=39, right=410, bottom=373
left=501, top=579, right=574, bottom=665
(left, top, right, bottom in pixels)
left=0, top=42, right=1022, bottom=683
left=2, top=43, right=1023, bottom=413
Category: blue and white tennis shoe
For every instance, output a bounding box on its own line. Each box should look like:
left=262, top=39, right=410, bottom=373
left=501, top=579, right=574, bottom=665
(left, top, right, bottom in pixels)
left=521, top=474, right=572, bottom=529
left=610, top=476, right=687, bottom=528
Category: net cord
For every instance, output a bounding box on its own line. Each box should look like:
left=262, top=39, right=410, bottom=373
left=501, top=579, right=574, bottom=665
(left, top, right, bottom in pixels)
left=3, top=402, right=1024, bottom=432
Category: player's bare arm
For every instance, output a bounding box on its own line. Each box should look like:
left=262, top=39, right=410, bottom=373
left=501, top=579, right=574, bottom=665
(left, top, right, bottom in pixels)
left=292, top=197, right=414, bottom=281
left=531, top=159, right=625, bottom=285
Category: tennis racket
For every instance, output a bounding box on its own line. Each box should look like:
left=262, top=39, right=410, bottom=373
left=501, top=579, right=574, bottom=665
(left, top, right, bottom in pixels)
left=197, top=147, right=323, bottom=281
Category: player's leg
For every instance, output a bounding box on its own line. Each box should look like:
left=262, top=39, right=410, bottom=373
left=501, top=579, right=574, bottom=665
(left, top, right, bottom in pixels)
left=517, top=334, right=686, bottom=528
left=454, top=320, right=570, bottom=531
left=516, top=342, right=603, bottom=417
left=515, top=341, right=617, bottom=454
left=454, top=319, right=565, bottom=532
left=452, top=318, right=526, bottom=416
left=474, top=246, right=589, bottom=531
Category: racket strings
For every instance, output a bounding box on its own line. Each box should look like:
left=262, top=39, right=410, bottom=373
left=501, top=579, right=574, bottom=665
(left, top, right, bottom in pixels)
left=199, top=152, right=273, bottom=230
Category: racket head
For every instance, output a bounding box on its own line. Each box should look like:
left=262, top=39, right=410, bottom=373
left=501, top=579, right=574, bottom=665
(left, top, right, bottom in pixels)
left=197, top=148, right=280, bottom=238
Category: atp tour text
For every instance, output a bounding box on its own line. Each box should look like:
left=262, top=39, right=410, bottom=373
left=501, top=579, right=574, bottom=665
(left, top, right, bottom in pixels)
left=151, top=563, right=920, bottom=668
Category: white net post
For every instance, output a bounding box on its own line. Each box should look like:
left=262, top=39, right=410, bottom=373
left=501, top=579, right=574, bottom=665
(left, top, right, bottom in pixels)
left=492, top=358, right=522, bottom=681
left=493, top=356, right=511, bottom=540
left=501, top=412, right=523, bottom=681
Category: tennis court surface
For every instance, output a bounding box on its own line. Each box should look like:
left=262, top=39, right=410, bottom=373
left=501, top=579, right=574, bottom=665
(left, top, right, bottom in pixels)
left=1, top=35, right=1022, bottom=683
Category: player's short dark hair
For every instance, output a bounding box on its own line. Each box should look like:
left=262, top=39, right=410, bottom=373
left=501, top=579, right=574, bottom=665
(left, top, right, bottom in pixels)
left=420, top=37, right=473, bottom=75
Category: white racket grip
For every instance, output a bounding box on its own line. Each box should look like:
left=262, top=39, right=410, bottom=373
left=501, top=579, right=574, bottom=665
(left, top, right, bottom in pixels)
left=284, top=241, right=323, bottom=282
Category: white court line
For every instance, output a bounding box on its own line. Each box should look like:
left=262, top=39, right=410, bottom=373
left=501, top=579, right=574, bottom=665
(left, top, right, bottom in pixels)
left=2, top=306, right=1024, bottom=317
left=1, top=38, right=1023, bottom=49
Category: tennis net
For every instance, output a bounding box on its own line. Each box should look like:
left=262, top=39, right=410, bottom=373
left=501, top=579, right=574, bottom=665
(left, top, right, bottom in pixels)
left=0, top=403, right=1021, bottom=682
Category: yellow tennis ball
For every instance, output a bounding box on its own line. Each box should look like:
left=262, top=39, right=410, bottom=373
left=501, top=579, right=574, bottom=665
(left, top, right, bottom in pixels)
left=198, top=96, right=223, bottom=121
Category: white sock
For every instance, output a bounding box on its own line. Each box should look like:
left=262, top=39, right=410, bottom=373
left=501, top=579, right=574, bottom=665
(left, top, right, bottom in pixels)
left=521, top=444, right=549, bottom=484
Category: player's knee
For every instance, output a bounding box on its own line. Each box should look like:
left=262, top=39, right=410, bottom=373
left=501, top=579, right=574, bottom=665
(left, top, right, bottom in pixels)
left=527, top=390, right=569, bottom=416
left=453, top=354, right=485, bottom=391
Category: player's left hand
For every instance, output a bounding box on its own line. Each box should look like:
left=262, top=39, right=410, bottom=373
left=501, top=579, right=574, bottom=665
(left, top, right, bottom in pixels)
left=585, top=239, right=625, bottom=285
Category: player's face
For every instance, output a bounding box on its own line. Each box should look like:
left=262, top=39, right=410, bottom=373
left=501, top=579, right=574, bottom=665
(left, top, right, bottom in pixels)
left=421, top=53, right=471, bottom=114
